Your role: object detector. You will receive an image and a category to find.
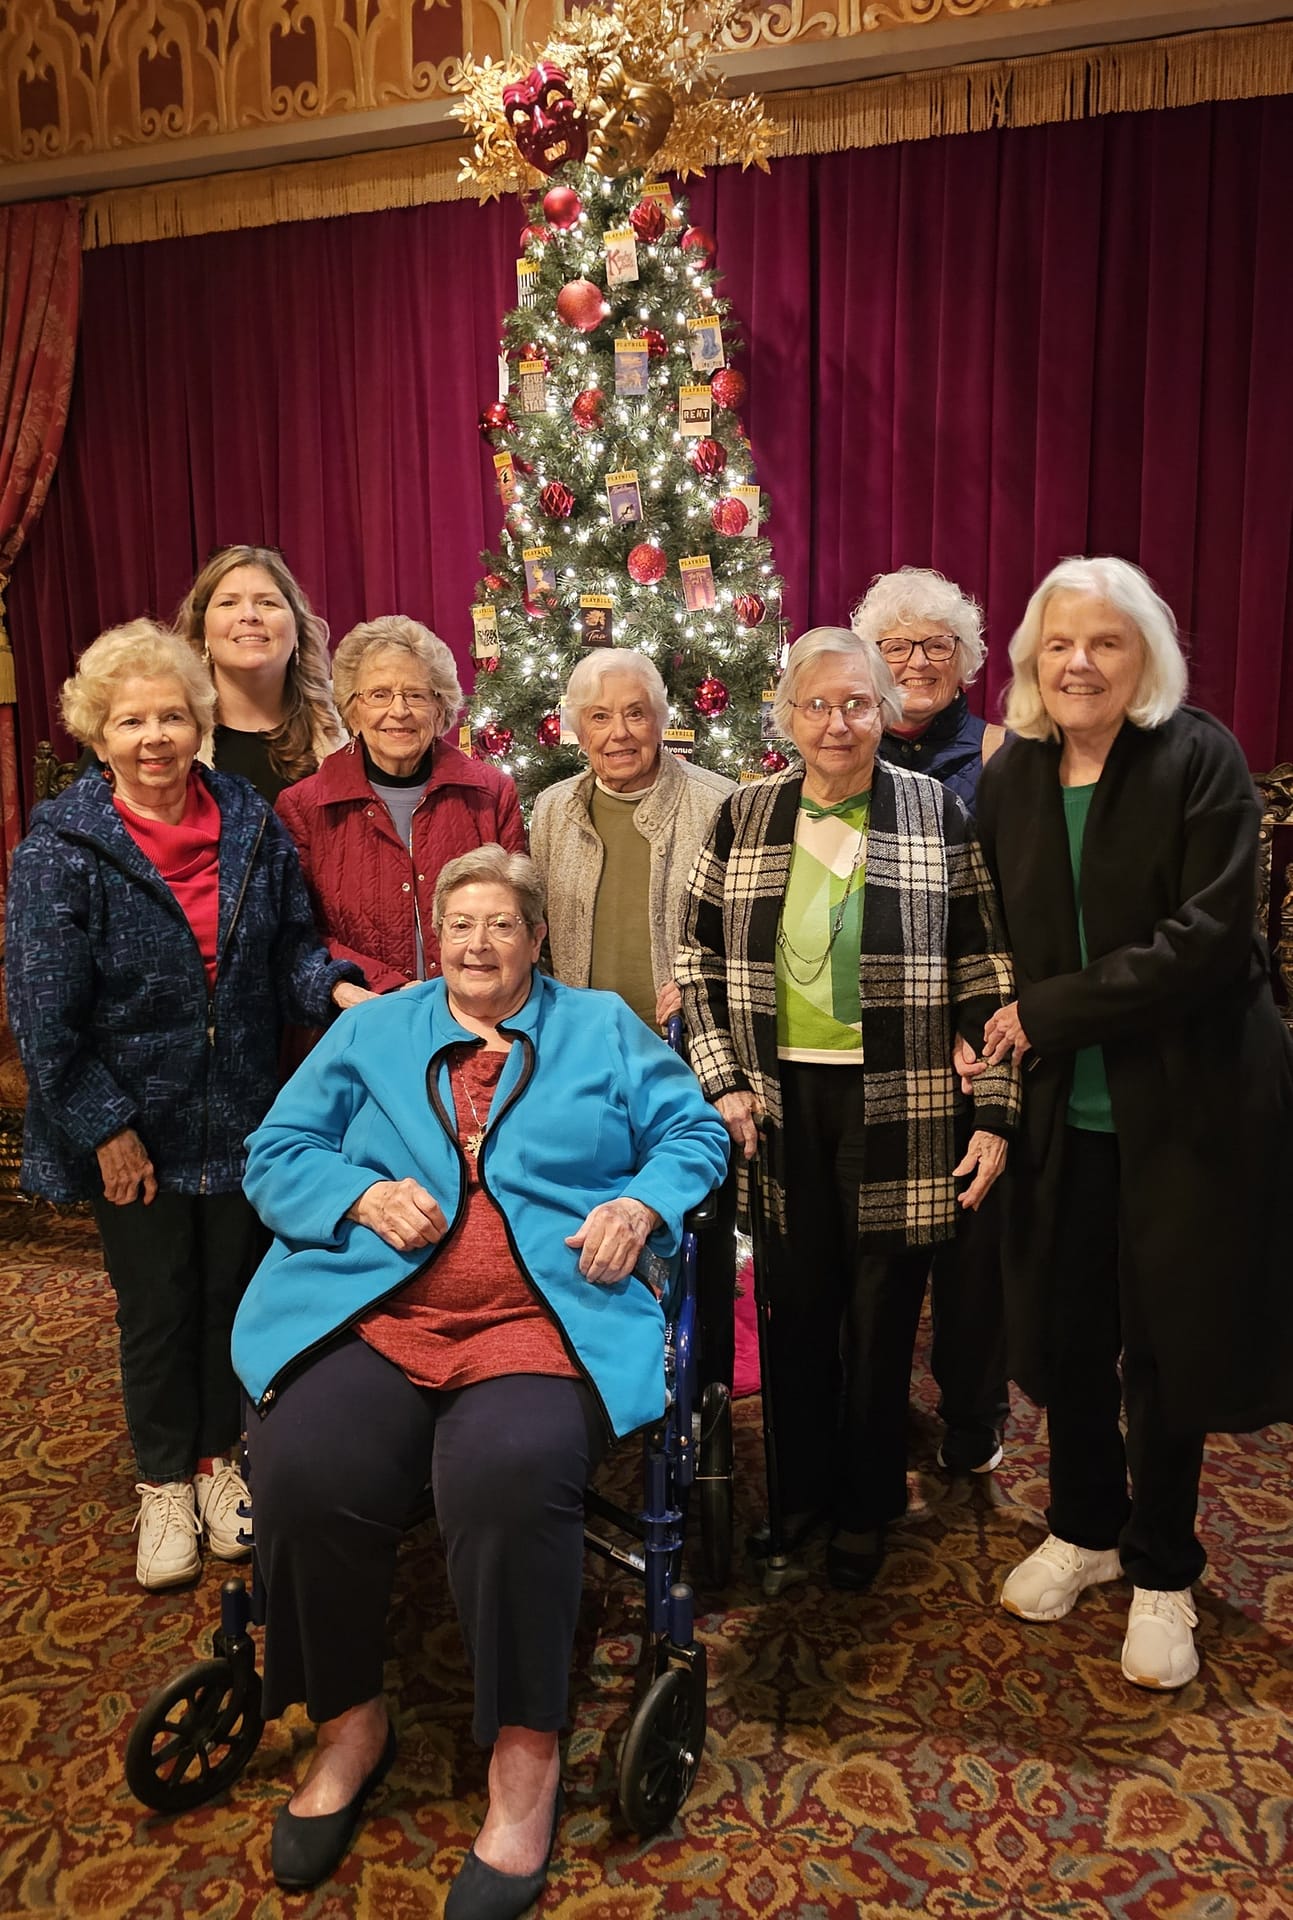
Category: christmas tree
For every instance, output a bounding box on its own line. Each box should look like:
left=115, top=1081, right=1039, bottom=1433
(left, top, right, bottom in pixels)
left=453, top=4, right=785, bottom=805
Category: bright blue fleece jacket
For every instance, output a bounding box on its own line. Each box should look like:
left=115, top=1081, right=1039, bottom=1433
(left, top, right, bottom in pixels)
left=233, top=971, right=730, bottom=1441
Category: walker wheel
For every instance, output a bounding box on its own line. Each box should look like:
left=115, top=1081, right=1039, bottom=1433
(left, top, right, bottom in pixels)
left=697, top=1382, right=733, bottom=1589
left=617, top=1653, right=707, bottom=1835
left=125, top=1656, right=263, bottom=1812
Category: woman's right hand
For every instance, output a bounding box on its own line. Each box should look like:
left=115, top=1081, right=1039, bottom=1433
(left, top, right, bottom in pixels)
left=715, top=1090, right=761, bottom=1161
left=347, top=1178, right=447, bottom=1252
left=96, top=1127, right=157, bottom=1206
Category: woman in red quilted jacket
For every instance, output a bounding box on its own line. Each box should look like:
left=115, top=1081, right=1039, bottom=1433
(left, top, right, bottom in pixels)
left=276, top=617, right=525, bottom=991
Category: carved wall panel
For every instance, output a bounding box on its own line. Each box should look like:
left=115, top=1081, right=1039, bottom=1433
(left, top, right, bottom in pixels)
left=0, top=0, right=1083, bottom=167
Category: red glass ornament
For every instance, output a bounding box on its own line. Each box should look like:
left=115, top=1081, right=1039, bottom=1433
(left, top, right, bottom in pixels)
left=477, top=655, right=500, bottom=673
left=629, top=198, right=667, bottom=244
left=733, top=592, right=767, bottom=627
left=627, top=543, right=667, bottom=585
left=512, top=454, right=534, bottom=477
left=542, top=185, right=583, bottom=229
left=539, top=481, right=575, bottom=518
left=556, top=279, right=606, bottom=331
left=479, top=401, right=513, bottom=442
left=522, top=591, right=553, bottom=620
left=761, top=748, right=789, bottom=774
left=571, top=387, right=604, bottom=431
left=519, top=341, right=551, bottom=369
left=536, top=712, right=562, bottom=747
left=642, top=327, right=668, bottom=359
left=482, top=571, right=506, bottom=593
left=711, top=495, right=749, bottom=537
left=479, top=722, right=514, bottom=758
left=689, top=437, right=727, bottom=478
left=681, top=225, right=717, bottom=267
left=519, top=223, right=551, bottom=249
left=710, top=368, right=748, bottom=410
left=694, top=676, right=730, bottom=718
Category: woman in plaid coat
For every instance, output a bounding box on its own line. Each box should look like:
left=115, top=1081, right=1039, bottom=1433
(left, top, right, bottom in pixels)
left=677, top=627, right=1019, bottom=1591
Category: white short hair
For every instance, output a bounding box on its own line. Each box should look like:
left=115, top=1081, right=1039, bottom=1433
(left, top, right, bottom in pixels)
left=1004, top=556, right=1188, bottom=742
left=849, top=566, right=986, bottom=687
left=772, top=627, right=905, bottom=737
left=561, top=648, right=668, bottom=742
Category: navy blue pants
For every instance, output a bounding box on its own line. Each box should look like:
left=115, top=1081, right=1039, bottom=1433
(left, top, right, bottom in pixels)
left=247, top=1336, right=606, bottom=1744
left=92, top=1190, right=266, bottom=1483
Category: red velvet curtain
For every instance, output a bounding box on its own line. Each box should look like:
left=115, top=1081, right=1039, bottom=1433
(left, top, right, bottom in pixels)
left=9, top=98, right=1293, bottom=814
left=0, top=200, right=80, bottom=869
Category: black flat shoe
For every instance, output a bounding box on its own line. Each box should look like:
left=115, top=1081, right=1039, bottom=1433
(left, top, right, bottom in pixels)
left=271, top=1720, right=397, bottom=1890
left=445, top=1783, right=564, bottom=1920
left=826, top=1529, right=886, bottom=1592
left=746, top=1509, right=828, bottom=1560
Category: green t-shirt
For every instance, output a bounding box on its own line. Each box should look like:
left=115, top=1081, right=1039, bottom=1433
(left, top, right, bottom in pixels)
left=1062, top=783, right=1115, bottom=1133
left=588, top=783, right=656, bottom=1029
left=775, top=791, right=870, bottom=1061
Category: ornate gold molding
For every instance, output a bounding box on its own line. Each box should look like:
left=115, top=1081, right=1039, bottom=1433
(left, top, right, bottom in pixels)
left=79, top=20, right=1293, bottom=247
left=1, top=0, right=1092, bottom=167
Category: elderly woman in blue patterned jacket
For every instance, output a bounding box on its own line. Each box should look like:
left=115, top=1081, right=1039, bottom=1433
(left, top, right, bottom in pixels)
left=5, top=621, right=365, bottom=1593
left=677, top=626, right=1020, bottom=1593
left=231, top=845, right=728, bottom=1908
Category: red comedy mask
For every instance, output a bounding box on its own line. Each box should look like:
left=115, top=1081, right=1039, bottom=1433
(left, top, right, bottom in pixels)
left=503, top=63, right=587, bottom=176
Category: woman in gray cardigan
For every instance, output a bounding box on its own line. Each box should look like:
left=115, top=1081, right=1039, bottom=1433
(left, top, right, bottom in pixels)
left=530, top=649, right=737, bottom=1379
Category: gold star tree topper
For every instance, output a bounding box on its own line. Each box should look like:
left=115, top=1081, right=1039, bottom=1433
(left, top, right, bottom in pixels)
left=452, top=0, right=780, bottom=200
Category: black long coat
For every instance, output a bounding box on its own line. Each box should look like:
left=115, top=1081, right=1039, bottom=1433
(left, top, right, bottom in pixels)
left=977, top=706, right=1293, bottom=1435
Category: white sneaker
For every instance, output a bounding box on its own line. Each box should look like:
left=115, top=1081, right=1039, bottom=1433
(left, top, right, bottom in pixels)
left=1121, top=1587, right=1199, bottom=1689
left=1000, top=1533, right=1123, bottom=1621
left=194, top=1459, right=252, bottom=1560
left=134, top=1481, right=201, bottom=1591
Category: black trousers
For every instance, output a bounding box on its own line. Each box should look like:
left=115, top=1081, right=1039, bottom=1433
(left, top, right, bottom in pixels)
left=927, top=1159, right=1010, bottom=1459
left=1044, top=1128, right=1206, bottom=1591
left=695, top=1151, right=738, bottom=1391
left=92, top=1190, right=267, bottom=1483
left=246, top=1336, right=606, bottom=1745
left=770, top=1063, right=932, bottom=1533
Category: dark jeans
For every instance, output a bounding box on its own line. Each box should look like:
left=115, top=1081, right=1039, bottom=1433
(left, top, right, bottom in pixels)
left=770, top=1063, right=932, bottom=1534
left=928, top=1164, right=1010, bottom=1462
left=246, top=1336, right=606, bottom=1745
left=92, top=1189, right=267, bottom=1483
left=1044, top=1128, right=1206, bottom=1591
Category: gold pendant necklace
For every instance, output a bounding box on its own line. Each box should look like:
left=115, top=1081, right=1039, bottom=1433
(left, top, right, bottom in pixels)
left=454, top=1062, right=488, bottom=1158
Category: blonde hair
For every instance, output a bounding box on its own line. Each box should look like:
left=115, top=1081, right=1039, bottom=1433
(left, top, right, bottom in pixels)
left=772, top=626, right=905, bottom=737
left=332, top=617, right=463, bottom=738
left=1004, top=556, right=1188, bottom=742
left=176, top=545, right=344, bottom=782
left=61, top=619, right=217, bottom=750
left=433, top=845, right=546, bottom=931
left=850, top=566, right=986, bottom=686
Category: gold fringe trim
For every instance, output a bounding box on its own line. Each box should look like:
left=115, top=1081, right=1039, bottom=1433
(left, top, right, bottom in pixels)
left=83, top=21, right=1293, bottom=249
left=0, top=583, right=14, bottom=706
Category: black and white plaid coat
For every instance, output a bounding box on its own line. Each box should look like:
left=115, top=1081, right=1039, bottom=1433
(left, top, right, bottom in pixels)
left=676, top=763, right=1020, bottom=1251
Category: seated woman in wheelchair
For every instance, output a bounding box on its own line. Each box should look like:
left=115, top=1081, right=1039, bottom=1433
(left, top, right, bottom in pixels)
left=232, top=844, right=729, bottom=1911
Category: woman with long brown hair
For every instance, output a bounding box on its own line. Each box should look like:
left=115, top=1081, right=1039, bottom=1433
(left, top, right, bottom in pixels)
left=175, top=544, right=345, bottom=802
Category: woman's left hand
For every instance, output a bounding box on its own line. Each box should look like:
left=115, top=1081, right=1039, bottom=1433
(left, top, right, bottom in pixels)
left=982, top=1000, right=1031, bottom=1065
left=953, top=1130, right=1008, bottom=1210
left=655, top=980, right=682, bottom=1027
left=332, top=981, right=379, bottom=1010
left=565, top=1197, right=662, bottom=1285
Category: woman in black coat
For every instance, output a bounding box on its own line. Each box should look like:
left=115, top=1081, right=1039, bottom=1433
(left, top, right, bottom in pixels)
left=968, top=555, right=1293, bottom=1692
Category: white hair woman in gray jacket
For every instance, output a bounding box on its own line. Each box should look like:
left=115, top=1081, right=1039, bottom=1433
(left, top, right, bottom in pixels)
left=530, top=648, right=738, bottom=1380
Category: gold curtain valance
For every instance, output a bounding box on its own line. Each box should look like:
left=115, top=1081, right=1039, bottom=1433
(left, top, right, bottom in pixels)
left=83, top=20, right=1293, bottom=249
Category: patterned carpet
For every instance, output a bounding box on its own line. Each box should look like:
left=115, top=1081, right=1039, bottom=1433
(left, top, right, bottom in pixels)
left=3, top=1202, right=1292, bottom=1919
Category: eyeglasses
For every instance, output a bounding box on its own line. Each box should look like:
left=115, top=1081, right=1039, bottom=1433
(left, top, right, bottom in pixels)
left=441, top=913, right=529, bottom=943
left=353, top=687, right=439, bottom=711
left=877, top=635, right=958, bottom=664
left=789, top=695, right=880, bottom=725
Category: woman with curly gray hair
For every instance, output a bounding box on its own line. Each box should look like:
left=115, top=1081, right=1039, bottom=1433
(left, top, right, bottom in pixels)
left=852, top=566, right=1009, bottom=1478
left=276, top=616, right=525, bottom=992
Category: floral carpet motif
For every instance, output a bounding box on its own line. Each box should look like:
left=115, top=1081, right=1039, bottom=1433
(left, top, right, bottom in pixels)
left=2, top=1204, right=1291, bottom=1919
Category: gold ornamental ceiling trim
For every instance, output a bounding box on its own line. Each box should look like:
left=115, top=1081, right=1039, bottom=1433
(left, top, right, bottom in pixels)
left=82, top=21, right=1293, bottom=248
